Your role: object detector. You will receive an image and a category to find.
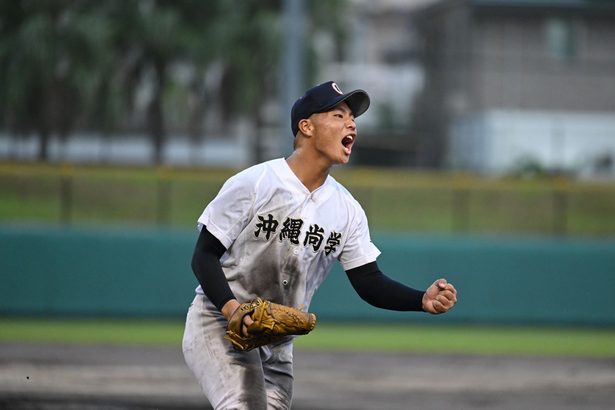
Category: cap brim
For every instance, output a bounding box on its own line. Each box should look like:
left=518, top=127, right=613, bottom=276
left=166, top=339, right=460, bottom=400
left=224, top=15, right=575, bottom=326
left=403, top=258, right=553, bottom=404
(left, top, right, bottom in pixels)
left=344, top=90, right=370, bottom=118
left=319, top=89, right=370, bottom=118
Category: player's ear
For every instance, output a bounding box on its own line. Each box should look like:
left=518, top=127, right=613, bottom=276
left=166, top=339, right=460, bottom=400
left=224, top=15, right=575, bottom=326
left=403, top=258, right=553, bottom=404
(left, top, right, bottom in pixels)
left=298, top=118, right=314, bottom=137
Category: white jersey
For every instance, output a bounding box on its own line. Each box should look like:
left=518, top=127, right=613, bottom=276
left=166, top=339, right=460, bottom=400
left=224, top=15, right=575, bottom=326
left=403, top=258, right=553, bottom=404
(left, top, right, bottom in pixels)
left=196, top=158, right=380, bottom=309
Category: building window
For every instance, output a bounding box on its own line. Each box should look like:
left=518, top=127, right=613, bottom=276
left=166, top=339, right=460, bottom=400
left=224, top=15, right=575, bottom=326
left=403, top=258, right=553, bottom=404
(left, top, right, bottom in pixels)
left=545, top=18, right=576, bottom=59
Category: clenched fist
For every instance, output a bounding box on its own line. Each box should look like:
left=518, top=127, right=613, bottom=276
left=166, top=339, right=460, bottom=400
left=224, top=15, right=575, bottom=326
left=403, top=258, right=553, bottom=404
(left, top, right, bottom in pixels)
left=422, top=279, right=457, bottom=314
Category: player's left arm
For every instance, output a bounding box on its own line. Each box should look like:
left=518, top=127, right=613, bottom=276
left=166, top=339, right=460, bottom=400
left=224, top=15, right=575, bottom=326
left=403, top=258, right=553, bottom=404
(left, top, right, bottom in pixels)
left=345, top=261, right=457, bottom=314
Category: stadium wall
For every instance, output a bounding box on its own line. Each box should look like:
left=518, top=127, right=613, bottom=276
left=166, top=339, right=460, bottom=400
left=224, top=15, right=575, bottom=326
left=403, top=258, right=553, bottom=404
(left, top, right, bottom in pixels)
left=1, top=226, right=614, bottom=326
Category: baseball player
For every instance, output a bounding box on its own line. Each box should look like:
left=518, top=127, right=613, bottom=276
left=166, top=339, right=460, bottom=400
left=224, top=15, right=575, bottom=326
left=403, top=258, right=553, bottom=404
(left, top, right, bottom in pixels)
left=182, top=80, right=458, bottom=410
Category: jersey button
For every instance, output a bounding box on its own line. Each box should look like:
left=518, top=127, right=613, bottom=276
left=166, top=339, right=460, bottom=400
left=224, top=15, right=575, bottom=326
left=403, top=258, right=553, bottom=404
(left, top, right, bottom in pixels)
left=282, top=280, right=289, bottom=287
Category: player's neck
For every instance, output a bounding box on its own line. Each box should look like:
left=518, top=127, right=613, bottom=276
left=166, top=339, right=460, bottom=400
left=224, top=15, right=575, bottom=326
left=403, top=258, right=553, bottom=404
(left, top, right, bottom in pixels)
left=286, top=151, right=330, bottom=192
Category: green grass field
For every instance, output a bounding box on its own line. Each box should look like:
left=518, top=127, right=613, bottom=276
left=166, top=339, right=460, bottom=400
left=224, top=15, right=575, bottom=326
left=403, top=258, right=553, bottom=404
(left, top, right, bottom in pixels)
left=2, top=162, right=615, bottom=236
left=2, top=318, right=614, bottom=358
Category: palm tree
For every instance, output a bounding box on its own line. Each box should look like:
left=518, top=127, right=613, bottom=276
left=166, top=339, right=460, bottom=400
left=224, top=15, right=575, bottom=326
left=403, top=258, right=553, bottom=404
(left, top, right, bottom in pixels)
left=0, top=0, right=113, bottom=161
left=103, top=0, right=228, bottom=165
left=214, top=0, right=348, bottom=164
left=0, top=0, right=349, bottom=165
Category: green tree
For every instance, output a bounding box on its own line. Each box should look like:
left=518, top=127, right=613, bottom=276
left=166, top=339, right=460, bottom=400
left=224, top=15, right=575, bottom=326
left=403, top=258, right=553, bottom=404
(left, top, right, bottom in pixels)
left=214, top=0, right=347, bottom=163
left=0, top=0, right=112, bottom=161
left=102, top=0, right=228, bottom=165
left=0, top=0, right=349, bottom=165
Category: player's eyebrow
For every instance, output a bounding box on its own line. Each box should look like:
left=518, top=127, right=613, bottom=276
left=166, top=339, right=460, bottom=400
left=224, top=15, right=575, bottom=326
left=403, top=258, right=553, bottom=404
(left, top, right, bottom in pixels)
left=330, top=104, right=353, bottom=116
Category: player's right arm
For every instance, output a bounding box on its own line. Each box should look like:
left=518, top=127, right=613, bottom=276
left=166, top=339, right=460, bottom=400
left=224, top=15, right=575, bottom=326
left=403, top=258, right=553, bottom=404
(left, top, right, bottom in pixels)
left=191, top=227, right=236, bottom=316
left=190, top=226, right=255, bottom=331
left=192, top=167, right=260, bottom=319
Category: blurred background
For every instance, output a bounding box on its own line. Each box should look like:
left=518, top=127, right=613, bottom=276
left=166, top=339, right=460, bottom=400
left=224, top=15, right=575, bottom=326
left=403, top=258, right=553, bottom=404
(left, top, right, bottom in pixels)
left=2, top=0, right=615, bottom=173
left=1, top=0, right=615, bottom=325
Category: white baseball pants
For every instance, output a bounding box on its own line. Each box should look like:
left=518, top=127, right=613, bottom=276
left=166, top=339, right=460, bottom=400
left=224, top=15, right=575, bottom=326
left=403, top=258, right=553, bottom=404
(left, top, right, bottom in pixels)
left=182, top=295, right=294, bottom=410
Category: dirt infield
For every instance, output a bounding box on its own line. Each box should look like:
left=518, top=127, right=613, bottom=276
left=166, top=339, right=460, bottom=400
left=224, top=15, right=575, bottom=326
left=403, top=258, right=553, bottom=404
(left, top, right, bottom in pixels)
left=1, top=342, right=614, bottom=410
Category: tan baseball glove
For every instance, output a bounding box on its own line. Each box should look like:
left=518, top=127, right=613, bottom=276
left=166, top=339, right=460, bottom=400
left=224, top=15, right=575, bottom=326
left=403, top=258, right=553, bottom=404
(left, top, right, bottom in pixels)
left=224, top=297, right=317, bottom=351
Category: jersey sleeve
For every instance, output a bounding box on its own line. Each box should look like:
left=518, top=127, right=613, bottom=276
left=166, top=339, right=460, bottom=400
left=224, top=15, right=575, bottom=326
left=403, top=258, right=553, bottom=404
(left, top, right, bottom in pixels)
left=197, top=171, right=256, bottom=249
left=339, top=206, right=381, bottom=271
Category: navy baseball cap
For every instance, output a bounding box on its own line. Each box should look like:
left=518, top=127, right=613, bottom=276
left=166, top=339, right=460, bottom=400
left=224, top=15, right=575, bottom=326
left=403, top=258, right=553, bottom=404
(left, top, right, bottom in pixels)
left=291, top=81, right=370, bottom=137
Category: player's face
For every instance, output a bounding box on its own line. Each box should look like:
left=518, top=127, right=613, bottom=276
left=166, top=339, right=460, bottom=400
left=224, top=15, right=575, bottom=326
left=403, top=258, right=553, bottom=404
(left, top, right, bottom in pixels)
left=309, top=102, right=357, bottom=165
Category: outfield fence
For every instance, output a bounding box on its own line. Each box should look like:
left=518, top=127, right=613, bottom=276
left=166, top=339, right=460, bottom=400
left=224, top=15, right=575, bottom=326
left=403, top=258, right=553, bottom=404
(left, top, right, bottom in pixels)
left=1, top=162, right=615, bottom=237
left=2, top=225, right=615, bottom=325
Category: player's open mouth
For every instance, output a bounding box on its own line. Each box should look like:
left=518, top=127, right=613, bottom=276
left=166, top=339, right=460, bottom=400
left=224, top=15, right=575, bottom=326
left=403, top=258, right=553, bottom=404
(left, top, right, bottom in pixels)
left=341, top=135, right=355, bottom=153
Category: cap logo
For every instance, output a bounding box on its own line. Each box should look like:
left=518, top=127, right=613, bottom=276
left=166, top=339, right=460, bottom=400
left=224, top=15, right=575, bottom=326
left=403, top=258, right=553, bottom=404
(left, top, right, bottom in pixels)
left=331, top=82, right=343, bottom=95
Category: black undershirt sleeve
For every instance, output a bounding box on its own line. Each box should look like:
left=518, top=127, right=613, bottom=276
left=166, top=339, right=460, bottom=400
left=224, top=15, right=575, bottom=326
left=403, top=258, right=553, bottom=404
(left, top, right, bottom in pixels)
left=191, top=226, right=236, bottom=312
left=346, top=261, right=426, bottom=312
